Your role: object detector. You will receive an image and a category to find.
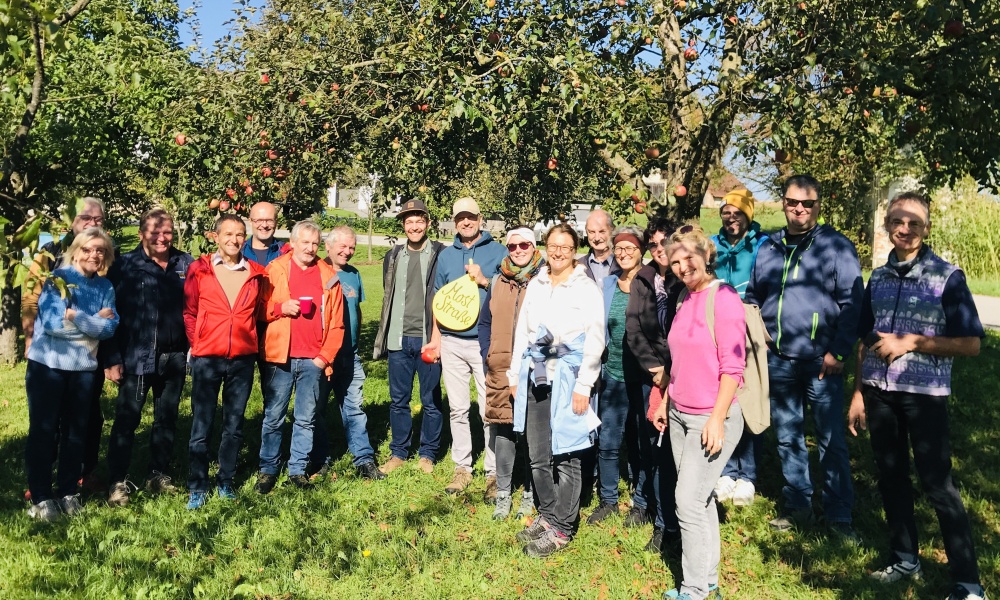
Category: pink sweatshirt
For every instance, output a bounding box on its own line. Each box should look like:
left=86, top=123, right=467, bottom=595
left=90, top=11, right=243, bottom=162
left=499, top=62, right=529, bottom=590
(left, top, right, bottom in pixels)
left=667, top=282, right=746, bottom=414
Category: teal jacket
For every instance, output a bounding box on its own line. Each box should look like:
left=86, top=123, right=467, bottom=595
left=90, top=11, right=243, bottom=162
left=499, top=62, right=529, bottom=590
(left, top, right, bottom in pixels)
left=711, top=222, right=765, bottom=299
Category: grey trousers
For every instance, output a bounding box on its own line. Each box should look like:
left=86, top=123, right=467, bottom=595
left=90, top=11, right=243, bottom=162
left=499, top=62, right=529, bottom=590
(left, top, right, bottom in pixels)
left=526, top=384, right=582, bottom=537
left=490, top=422, right=531, bottom=495
left=670, top=403, right=744, bottom=600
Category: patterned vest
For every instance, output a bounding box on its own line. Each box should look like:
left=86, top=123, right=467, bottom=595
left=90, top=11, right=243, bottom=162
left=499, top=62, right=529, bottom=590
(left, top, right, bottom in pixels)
left=861, top=249, right=958, bottom=396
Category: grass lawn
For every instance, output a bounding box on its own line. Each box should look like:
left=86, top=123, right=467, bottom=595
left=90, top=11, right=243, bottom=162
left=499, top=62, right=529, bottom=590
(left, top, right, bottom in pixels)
left=2, top=251, right=999, bottom=599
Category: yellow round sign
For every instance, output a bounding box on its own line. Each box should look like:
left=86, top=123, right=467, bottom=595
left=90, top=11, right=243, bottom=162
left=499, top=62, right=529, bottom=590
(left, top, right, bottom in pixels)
left=433, top=270, right=481, bottom=331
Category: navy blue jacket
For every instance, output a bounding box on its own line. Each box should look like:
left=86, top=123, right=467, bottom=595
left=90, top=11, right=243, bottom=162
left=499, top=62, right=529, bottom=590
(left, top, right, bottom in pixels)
left=434, top=231, right=508, bottom=338
left=241, top=238, right=286, bottom=266
left=103, top=245, right=195, bottom=375
left=744, top=224, right=863, bottom=361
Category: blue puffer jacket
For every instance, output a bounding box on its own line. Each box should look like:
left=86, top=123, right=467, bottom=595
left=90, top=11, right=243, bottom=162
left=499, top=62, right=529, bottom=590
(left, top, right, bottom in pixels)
left=434, top=231, right=508, bottom=337
left=744, top=225, right=863, bottom=361
left=513, top=329, right=596, bottom=455
left=711, top=222, right=765, bottom=298
left=102, top=245, right=195, bottom=375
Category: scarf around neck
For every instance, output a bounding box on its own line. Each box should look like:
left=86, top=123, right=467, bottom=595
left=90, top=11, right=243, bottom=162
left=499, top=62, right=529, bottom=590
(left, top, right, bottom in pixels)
left=499, top=250, right=544, bottom=283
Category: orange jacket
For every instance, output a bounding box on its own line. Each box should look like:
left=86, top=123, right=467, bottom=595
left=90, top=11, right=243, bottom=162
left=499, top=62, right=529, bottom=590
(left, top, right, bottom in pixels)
left=260, top=253, right=345, bottom=370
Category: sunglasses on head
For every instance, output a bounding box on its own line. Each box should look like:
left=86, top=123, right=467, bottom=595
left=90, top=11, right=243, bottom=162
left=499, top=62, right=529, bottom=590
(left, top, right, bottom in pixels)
left=783, top=197, right=818, bottom=208
left=679, top=225, right=695, bottom=234
left=507, top=241, right=533, bottom=251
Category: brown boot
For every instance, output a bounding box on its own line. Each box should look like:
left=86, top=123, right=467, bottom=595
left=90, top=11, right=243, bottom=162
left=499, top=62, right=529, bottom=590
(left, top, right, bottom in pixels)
left=380, top=456, right=406, bottom=475
left=417, top=457, right=435, bottom=474
left=445, top=469, right=473, bottom=495
left=484, top=475, right=498, bottom=505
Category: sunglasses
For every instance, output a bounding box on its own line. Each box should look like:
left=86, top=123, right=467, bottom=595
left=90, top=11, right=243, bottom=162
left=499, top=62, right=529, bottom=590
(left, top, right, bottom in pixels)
left=679, top=224, right=695, bottom=234
left=783, top=197, right=818, bottom=208
left=507, top=241, right=533, bottom=251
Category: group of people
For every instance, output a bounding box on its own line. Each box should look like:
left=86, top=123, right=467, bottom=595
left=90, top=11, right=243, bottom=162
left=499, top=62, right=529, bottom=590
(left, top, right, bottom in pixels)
left=20, top=176, right=988, bottom=600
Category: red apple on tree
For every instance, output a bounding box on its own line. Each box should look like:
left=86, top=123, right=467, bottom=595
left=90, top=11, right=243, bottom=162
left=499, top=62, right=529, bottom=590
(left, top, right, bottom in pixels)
left=244, top=186, right=254, bottom=196
left=943, top=20, right=964, bottom=38
left=487, top=31, right=501, bottom=44
left=267, top=149, right=279, bottom=160
left=674, top=184, right=688, bottom=197
left=262, top=166, right=273, bottom=177
left=684, top=47, right=698, bottom=60
left=644, top=147, right=660, bottom=159
left=546, top=157, right=558, bottom=170
left=226, top=188, right=237, bottom=200
left=634, top=201, right=647, bottom=214
left=209, top=198, right=220, bottom=209
left=260, top=73, right=271, bottom=84
left=174, top=133, right=187, bottom=146
left=219, top=200, right=231, bottom=211
left=616, top=0, right=626, bottom=6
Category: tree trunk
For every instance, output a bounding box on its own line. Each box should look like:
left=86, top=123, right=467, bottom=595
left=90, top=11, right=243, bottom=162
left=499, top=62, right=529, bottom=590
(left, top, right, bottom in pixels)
left=0, top=257, right=23, bottom=364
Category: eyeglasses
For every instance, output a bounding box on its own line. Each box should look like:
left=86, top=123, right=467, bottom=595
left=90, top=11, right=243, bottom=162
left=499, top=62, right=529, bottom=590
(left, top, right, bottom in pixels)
left=507, top=242, right=533, bottom=252
left=251, top=218, right=276, bottom=225
left=77, top=215, right=104, bottom=225
left=80, top=247, right=107, bottom=256
left=545, top=244, right=575, bottom=255
left=613, top=245, right=640, bottom=256
left=783, top=197, right=818, bottom=208
left=888, top=218, right=926, bottom=232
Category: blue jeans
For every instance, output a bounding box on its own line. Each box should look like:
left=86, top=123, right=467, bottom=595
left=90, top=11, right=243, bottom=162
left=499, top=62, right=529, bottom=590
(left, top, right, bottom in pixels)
left=388, top=336, right=444, bottom=461
left=107, top=351, right=187, bottom=483
left=259, top=358, right=323, bottom=476
left=597, top=375, right=630, bottom=504
left=25, top=360, right=96, bottom=502
left=187, top=355, right=255, bottom=492
left=313, top=352, right=376, bottom=467
left=721, top=431, right=761, bottom=483
left=769, top=353, right=854, bottom=523
left=633, top=379, right=677, bottom=531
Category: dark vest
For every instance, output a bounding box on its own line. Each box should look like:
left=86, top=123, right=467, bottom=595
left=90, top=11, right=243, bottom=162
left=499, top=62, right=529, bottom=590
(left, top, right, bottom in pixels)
left=484, top=274, right=530, bottom=424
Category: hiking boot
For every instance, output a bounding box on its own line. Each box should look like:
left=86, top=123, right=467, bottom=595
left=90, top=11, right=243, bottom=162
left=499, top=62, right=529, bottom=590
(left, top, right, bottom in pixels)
left=661, top=527, right=682, bottom=557
left=645, top=528, right=664, bottom=553
left=732, top=479, right=756, bottom=506
left=186, top=492, right=208, bottom=510
left=380, top=456, right=406, bottom=475
left=516, top=516, right=551, bottom=544
left=945, top=584, right=988, bottom=600
left=358, top=461, right=387, bottom=481
left=417, top=457, right=434, bottom=474
left=484, top=475, right=498, bottom=505
left=107, top=481, right=131, bottom=507
left=286, top=474, right=313, bottom=489
left=515, top=490, right=535, bottom=520
left=715, top=476, right=737, bottom=502
left=870, top=559, right=922, bottom=583
left=493, top=491, right=512, bottom=520
left=445, top=469, right=472, bottom=495
left=255, top=473, right=277, bottom=495
left=588, top=501, right=619, bottom=525
left=27, top=499, right=61, bottom=522
left=145, top=471, right=177, bottom=495
left=624, top=505, right=652, bottom=527
left=524, top=528, right=570, bottom=558
left=830, top=521, right=860, bottom=544
left=217, top=484, right=237, bottom=500
left=769, top=508, right=815, bottom=531
left=59, top=494, right=83, bottom=517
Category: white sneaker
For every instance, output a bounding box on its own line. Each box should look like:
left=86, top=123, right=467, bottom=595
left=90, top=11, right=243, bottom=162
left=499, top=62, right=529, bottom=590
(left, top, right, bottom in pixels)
left=714, top=476, right=737, bottom=502
left=732, top=479, right=756, bottom=506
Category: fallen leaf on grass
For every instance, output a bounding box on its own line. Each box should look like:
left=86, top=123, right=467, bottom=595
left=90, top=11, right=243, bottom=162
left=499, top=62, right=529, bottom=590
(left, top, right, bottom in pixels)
left=598, top=583, right=609, bottom=600
left=378, top=522, right=390, bottom=532
left=633, top=563, right=644, bottom=572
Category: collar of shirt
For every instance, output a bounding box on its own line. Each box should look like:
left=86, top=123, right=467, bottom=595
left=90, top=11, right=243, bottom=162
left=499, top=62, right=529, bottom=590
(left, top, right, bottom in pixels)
left=212, top=253, right=249, bottom=271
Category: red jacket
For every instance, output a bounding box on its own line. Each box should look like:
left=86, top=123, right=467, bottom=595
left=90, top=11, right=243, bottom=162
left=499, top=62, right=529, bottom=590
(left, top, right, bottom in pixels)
left=183, top=255, right=266, bottom=358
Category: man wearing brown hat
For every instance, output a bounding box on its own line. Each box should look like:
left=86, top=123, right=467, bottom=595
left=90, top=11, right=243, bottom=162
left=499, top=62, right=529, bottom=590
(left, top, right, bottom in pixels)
left=374, top=199, right=446, bottom=475
left=711, top=188, right=767, bottom=507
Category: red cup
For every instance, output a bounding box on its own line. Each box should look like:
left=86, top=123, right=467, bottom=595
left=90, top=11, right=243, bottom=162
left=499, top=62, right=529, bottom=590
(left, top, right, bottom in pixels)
left=299, top=296, right=314, bottom=315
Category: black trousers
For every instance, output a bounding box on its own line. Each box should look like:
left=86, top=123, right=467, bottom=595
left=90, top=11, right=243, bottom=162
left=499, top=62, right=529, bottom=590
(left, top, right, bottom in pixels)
left=525, top=384, right=583, bottom=538
left=863, top=385, right=980, bottom=584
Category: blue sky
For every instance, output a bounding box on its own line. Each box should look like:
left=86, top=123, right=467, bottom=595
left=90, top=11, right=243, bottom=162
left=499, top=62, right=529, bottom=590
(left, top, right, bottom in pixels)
left=177, top=1, right=259, bottom=47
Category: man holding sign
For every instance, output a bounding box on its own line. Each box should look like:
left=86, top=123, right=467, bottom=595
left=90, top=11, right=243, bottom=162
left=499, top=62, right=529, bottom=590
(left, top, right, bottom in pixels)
left=425, top=197, right=508, bottom=497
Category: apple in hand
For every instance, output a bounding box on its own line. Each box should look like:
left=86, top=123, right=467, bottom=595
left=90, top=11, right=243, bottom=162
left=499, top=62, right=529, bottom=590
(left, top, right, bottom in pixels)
left=421, top=348, right=438, bottom=363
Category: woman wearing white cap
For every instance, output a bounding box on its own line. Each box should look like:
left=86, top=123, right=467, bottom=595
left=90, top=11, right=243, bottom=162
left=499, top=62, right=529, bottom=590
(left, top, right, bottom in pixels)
left=478, top=227, right=545, bottom=520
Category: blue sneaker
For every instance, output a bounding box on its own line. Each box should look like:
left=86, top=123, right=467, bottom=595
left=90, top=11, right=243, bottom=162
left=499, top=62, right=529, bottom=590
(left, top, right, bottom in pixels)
left=217, top=485, right=237, bottom=500
left=663, top=591, right=691, bottom=600
left=186, top=492, right=207, bottom=510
